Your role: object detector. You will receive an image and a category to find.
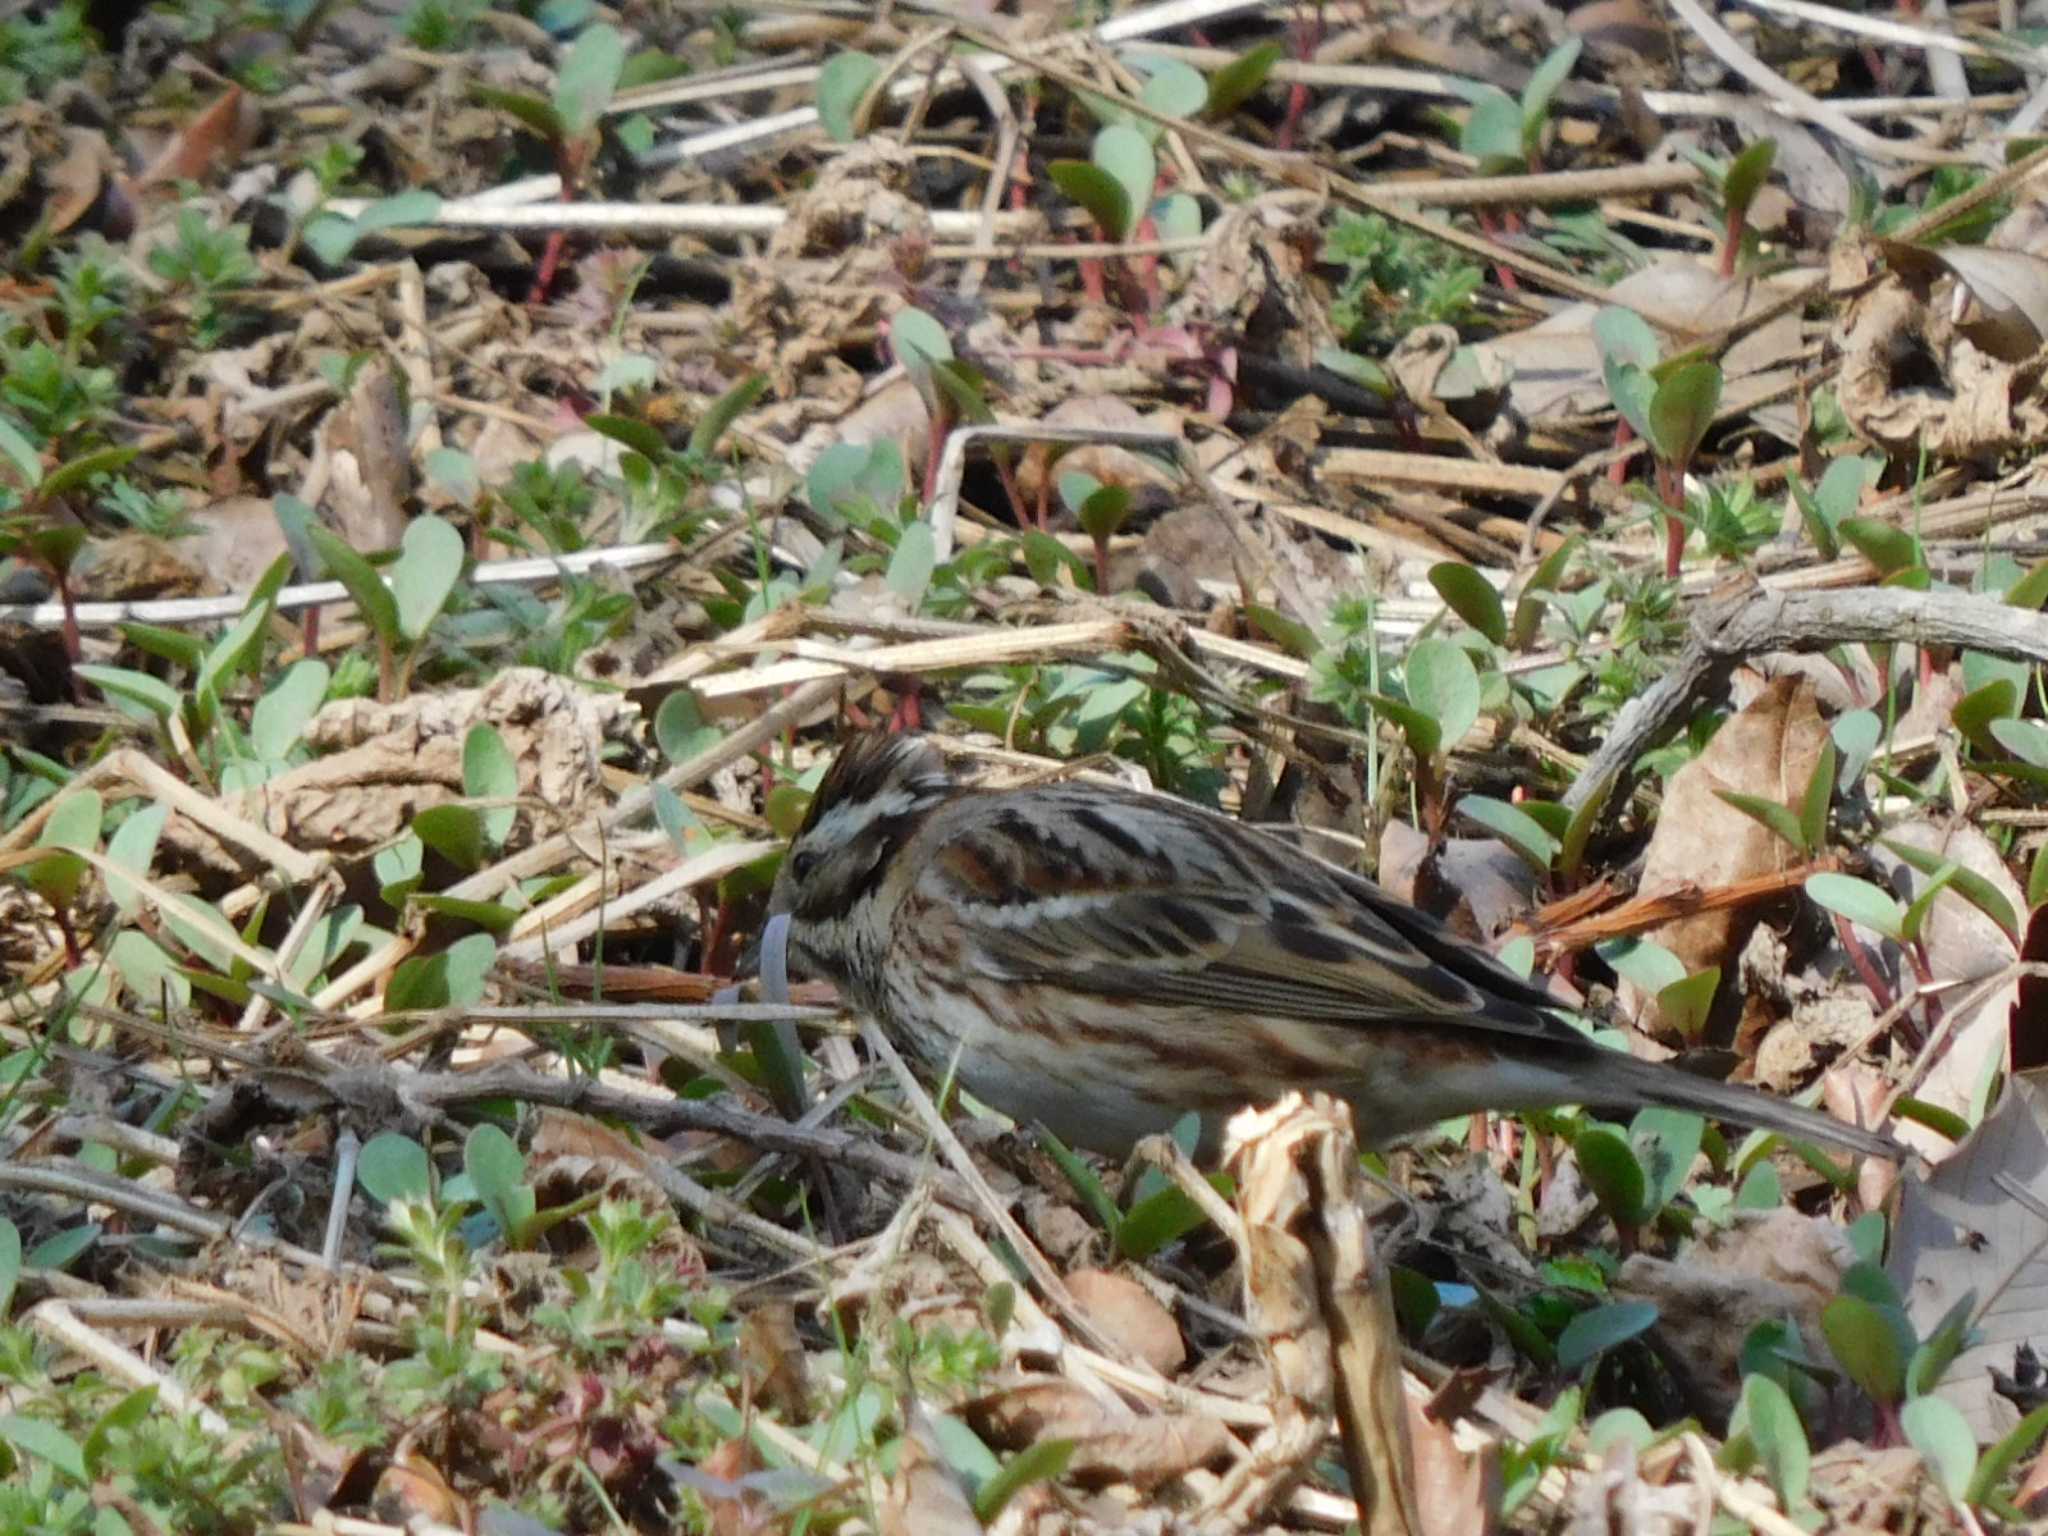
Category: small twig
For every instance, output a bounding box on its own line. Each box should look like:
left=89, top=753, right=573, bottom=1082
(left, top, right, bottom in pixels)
left=1566, top=584, right=2048, bottom=822
left=1663, top=0, right=1983, bottom=165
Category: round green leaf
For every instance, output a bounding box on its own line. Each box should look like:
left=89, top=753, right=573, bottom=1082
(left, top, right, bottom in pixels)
left=1402, top=638, right=1481, bottom=752
left=464, top=725, right=518, bottom=848
left=1992, top=716, right=2048, bottom=769
left=0, top=1219, right=19, bottom=1318
left=1805, top=872, right=1907, bottom=942
left=74, top=665, right=181, bottom=723
left=654, top=689, right=722, bottom=766
left=1460, top=85, right=1523, bottom=170
left=1204, top=42, right=1282, bottom=117
left=1046, top=160, right=1131, bottom=243
left=250, top=660, right=330, bottom=762
left=1722, top=137, right=1777, bottom=215
left=817, top=50, right=882, bottom=142
left=390, top=515, right=464, bottom=643
left=1458, top=794, right=1557, bottom=872
left=1743, top=1371, right=1809, bottom=1509
left=555, top=21, right=625, bottom=138
left=1137, top=57, right=1207, bottom=126
left=1428, top=561, right=1507, bottom=645
left=889, top=307, right=952, bottom=383
left=1902, top=1394, right=1977, bottom=1502
left=1574, top=1126, right=1648, bottom=1226
left=1556, top=1300, right=1658, bottom=1371
left=1838, top=516, right=1920, bottom=575
left=357, top=1132, right=431, bottom=1203
left=1518, top=37, right=1582, bottom=155
left=103, top=803, right=167, bottom=921
left=306, top=524, right=399, bottom=643
left=886, top=518, right=936, bottom=604
left=1647, top=360, right=1722, bottom=469
left=412, top=805, right=486, bottom=871
left=1821, top=1293, right=1908, bottom=1404
left=464, top=1122, right=527, bottom=1208
left=1092, top=123, right=1156, bottom=240
left=1595, top=935, right=1686, bottom=996
left=0, top=1414, right=88, bottom=1483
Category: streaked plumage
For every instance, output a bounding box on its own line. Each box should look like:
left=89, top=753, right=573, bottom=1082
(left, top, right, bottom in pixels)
left=767, top=733, right=1899, bottom=1160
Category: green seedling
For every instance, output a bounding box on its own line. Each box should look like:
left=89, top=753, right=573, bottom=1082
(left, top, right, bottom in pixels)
left=305, top=514, right=463, bottom=701
left=1684, top=138, right=1778, bottom=278
left=472, top=22, right=628, bottom=298
left=1454, top=38, right=1582, bottom=175
left=1593, top=307, right=1723, bottom=579
left=462, top=1123, right=595, bottom=1251
left=301, top=189, right=443, bottom=270
left=1788, top=455, right=1882, bottom=561
left=1367, top=636, right=1481, bottom=834
left=1041, top=1113, right=1235, bottom=1261
left=145, top=212, right=259, bottom=347
left=1058, top=470, right=1134, bottom=593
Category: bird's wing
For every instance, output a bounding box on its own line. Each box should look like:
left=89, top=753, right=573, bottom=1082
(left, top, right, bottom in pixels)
left=922, top=785, right=1566, bottom=1042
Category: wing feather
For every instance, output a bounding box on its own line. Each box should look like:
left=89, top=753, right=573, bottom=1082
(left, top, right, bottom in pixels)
left=926, top=784, right=1566, bottom=1042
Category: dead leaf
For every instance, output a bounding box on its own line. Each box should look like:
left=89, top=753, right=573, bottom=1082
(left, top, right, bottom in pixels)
left=1884, top=241, right=2048, bottom=362
left=879, top=1401, right=984, bottom=1536
left=45, top=127, right=107, bottom=235
left=1065, top=1269, right=1185, bottom=1376
left=1408, top=1392, right=1499, bottom=1536
left=131, top=85, right=258, bottom=191
left=1891, top=1075, right=2048, bottom=1441
left=738, top=1302, right=811, bottom=1420
left=1873, top=820, right=2021, bottom=1162
left=1837, top=275, right=2048, bottom=454
left=961, top=1376, right=1236, bottom=1488
left=1627, top=675, right=1826, bottom=1040
left=185, top=494, right=292, bottom=593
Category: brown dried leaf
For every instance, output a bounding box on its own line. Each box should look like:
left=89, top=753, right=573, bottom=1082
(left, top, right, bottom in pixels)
left=131, top=85, right=258, bottom=191
left=962, top=1376, right=1236, bottom=1488
left=1873, top=821, right=2021, bottom=1162
left=1408, top=1392, right=1499, bottom=1536
left=879, top=1403, right=983, bottom=1536
left=1838, top=276, right=2048, bottom=454
left=738, top=1302, right=811, bottom=1420
left=1065, top=1268, right=1185, bottom=1376
left=45, top=127, right=107, bottom=236
left=1627, top=675, right=1826, bottom=1039
left=1891, top=1075, right=2048, bottom=1441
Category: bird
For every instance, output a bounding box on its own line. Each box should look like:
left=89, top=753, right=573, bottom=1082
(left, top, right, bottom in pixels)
left=764, top=731, right=1900, bottom=1161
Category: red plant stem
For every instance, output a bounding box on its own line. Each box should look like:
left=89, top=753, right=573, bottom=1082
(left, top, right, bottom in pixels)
left=1657, top=460, right=1687, bottom=578
left=991, top=453, right=1032, bottom=531
left=56, top=573, right=80, bottom=665
left=1609, top=420, right=1634, bottom=486
left=1077, top=254, right=1107, bottom=305
left=1474, top=209, right=1521, bottom=292
left=1091, top=534, right=1111, bottom=594
left=1833, top=911, right=1896, bottom=1014
left=528, top=230, right=568, bottom=305
left=1720, top=208, right=1744, bottom=279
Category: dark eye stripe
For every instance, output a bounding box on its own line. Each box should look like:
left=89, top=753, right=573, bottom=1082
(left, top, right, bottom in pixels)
left=796, top=810, right=925, bottom=919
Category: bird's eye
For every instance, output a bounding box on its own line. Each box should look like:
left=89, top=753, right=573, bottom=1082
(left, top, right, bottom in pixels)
left=790, top=848, right=820, bottom=880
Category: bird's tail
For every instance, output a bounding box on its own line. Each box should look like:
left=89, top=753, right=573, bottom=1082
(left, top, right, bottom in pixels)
left=1584, top=1050, right=1903, bottom=1160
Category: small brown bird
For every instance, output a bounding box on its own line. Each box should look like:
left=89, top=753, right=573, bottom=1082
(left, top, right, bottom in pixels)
left=766, top=733, right=1898, bottom=1160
